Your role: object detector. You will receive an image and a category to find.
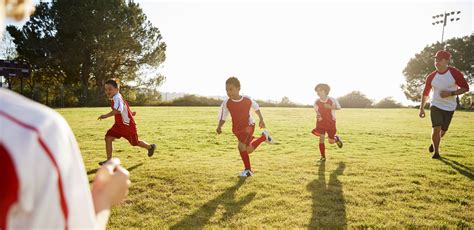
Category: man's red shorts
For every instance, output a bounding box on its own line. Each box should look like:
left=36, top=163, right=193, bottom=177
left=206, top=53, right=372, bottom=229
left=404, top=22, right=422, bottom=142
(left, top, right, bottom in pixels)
left=106, top=124, right=139, bottom=146
left=233, top=125, right=255, bottom=146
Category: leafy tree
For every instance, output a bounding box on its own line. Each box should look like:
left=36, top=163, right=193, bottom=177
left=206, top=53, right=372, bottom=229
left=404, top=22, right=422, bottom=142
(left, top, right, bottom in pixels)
left=374, top=97, right=403, bottom=108
left=7, top=0, right=166, bottom=106
left=337, top=91, right=373, bottom=108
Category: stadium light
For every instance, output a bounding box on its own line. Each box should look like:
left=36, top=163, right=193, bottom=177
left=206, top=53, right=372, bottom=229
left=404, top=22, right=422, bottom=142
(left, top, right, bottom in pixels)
left=432, top=10, right=462, bottom=43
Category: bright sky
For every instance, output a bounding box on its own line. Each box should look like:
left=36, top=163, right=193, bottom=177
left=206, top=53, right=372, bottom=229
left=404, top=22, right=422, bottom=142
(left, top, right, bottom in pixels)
left=7, top=0, right=473, bottom=105
left=136, top=0, right=472, bottom=105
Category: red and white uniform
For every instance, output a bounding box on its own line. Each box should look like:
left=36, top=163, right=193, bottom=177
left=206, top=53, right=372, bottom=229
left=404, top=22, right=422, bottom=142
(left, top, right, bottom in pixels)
left=423, top=67, right=469, bottom=111
left=0, top=89, right=96, bottom=229
left=218, top=96, right=260, bottom=145
left=313, top=97, right=341, bottom=139
left=106, top=93, right=139, bottom=146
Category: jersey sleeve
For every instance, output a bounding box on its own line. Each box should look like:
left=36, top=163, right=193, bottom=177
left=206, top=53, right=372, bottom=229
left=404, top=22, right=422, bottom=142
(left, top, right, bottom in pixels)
left=450, top=67, right=470, bottom=91
left=314, top=100, right=319, bottom=113
left=251, top=98, right=260, bottom=111
left=218, top=99, right=229, bottom=121
left=422, top=71, right=436, bottom=97
left=330, top=97, right=341, bottom=109
left=112, top=95, right=124, bottom=112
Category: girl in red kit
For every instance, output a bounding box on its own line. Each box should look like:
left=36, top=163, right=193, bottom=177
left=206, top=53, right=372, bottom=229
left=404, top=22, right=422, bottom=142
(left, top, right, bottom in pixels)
left=216, top=77, right=274, bottom=177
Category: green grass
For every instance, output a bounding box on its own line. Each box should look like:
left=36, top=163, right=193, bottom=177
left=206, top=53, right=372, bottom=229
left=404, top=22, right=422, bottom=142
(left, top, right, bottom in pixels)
left=58, top=107, right=474, bottom=229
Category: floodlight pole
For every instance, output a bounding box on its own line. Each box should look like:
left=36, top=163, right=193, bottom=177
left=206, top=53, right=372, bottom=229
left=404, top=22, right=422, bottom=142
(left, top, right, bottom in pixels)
left=432, top=10, right=461, bottom=44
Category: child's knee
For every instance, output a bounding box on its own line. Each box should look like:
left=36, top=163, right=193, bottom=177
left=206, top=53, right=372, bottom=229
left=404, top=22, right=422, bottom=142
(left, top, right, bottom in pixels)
left=105, top=136, right=115, bottom=142
left=328, top=139, right=335, bottom=144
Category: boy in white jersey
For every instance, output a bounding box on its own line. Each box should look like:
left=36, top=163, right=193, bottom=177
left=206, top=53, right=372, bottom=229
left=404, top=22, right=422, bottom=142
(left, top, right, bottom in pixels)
left=419, top=50, right=469, bottom=159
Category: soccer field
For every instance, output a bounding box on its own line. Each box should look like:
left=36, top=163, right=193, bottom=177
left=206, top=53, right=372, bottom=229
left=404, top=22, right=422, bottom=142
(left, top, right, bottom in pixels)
left=58, top=107, right=473, bottom=228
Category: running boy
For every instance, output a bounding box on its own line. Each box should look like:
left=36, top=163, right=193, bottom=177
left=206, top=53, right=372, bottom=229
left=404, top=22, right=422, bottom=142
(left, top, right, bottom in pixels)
left=216, top=77, right=274, bottom=177
left=311, top=83, right=343, bottom=161
left=98, top=79, right=156, bottom=165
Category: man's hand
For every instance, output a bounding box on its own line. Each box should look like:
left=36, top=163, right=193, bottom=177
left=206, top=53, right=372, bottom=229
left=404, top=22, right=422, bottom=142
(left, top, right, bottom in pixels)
left=440, top=90, right=452, bottom=98
left=98, top=114, right=108, bottom=120
left=216, top=127, right=222, bottom=134
left=92, top=158, right=131, bottom=214
left=419, top=108, right=426, bottom=118
left=259, top=120, right=266, bottom=129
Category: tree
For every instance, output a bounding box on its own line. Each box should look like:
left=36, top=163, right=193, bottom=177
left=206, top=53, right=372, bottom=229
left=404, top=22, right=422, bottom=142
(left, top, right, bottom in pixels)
left=374, top=97, right=403, bottom=108
left=337, top=91, right=373, bottom=108
left=7, top=0, right=166, bottom=106
left=401, top=35, right=473, bottom=102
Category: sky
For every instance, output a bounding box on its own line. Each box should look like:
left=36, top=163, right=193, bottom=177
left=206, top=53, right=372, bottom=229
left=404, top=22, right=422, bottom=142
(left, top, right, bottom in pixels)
left=8, top=0, right=473, bottom=105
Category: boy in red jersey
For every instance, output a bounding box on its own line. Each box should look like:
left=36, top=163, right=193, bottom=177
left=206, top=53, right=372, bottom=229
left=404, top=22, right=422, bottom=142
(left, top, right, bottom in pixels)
left=98, top=79, right=156, bottom=165
left=216, top=77, right=274, bottom=177
left=311, top=83, right=343, bottom=161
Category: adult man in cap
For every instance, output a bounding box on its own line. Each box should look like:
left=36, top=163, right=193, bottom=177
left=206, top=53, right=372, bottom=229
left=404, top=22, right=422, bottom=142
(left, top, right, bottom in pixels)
left=419, top=50, right=470, bottom=159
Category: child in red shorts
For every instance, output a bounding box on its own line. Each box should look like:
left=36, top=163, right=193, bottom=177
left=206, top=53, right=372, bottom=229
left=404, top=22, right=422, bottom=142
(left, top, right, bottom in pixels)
left=311, top=83, right=343, bottom=161
left=97, top=79, right=156, bottom=165
left=216, top=77, right=274, bottom=177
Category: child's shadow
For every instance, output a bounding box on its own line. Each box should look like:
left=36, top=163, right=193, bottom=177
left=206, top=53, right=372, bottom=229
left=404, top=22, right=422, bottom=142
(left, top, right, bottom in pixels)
left=307, top=161, right=346, bottom=229
left=171, top=178, right=256, bottom=229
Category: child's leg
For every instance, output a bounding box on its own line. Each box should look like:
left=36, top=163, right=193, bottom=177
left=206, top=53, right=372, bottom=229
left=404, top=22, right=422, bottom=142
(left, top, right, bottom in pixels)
left=248, top=133, right=266, bottom=153
left=137, top=140, right=152, bottom=150
left=238, top=142, right=251, bottom=170
left=319, top=134, right=326, bottom=158
left=105, top=136, right=116, bottom=160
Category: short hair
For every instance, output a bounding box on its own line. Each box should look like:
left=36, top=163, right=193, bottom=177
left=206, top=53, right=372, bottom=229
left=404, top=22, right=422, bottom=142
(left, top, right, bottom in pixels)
left=105, top=79, right=119, bottom=89
left=226, top=76, right=240, bottom=88
left=315, top=83, right=330, bottom=94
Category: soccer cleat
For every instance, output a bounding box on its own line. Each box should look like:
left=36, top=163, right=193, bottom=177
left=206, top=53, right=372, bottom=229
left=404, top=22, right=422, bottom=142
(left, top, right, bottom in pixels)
left=148, top=144, right=156, bottom=157
left=319, top=157, right=326, bottom=162
left=262, top=130, right=275, bottom=144
left=428, top=144, right=434, bottom=153
left=335, top=135, right=343, bottom=148
left=98, top=159, right=109, bottom=166
left=431, top=152, right=441, bottom=159
left=238, top=169, right=254, bottom=177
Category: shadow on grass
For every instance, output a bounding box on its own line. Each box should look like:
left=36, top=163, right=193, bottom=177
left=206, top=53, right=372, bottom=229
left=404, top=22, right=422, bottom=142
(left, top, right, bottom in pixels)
left=440, top=157, right=473, bottom=180
left=170, top=178, right=255, bottom=229
left=307, top=161, right=346, bottom=229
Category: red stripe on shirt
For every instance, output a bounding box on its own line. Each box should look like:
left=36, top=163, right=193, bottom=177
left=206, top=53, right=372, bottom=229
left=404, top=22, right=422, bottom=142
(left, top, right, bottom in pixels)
left=0, top=144, right=19, bottom=230
left=0, top=111, right=69, bottom=230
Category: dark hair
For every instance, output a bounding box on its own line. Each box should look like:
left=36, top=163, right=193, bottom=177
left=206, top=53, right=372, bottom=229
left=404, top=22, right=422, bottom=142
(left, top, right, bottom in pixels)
left=225, top=76, right=240, bottom=88
left=315, top=83, right=330, bottom=94
left=105, top=79, right=119, bottom=88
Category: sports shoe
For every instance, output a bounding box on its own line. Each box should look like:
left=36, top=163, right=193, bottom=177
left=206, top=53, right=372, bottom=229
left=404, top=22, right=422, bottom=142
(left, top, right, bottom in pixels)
left=262, top=130, right=275, bottom=144
left=238, top=169, right=254, bottom=177
left=148, top=144, right=156, bottom=157
left=428, top=144, right=434, bottom=153
left=335, top=135, right=343, bottom=148
left=98, top=159, right=109, bottom=166
left=319, top=157, right=326, bottom=162
left=432, top=152, right=441, bottom=159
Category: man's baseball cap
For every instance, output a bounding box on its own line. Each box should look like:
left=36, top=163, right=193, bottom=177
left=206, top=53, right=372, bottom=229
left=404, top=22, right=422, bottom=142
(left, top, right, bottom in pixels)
left=434, top=50, right=451, bottom=60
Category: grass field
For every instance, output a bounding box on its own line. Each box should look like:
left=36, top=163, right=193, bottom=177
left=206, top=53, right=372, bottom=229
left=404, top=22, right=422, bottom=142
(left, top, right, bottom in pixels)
left=58, top=107, right=473, bottom=229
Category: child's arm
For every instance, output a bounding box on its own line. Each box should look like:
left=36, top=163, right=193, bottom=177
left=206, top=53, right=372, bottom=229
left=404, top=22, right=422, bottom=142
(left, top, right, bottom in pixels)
left=255, top=110, right=266, bottom=129
left=216, top=120, right=225, bottom=134
left=98, top=110, right=120, bottom=120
